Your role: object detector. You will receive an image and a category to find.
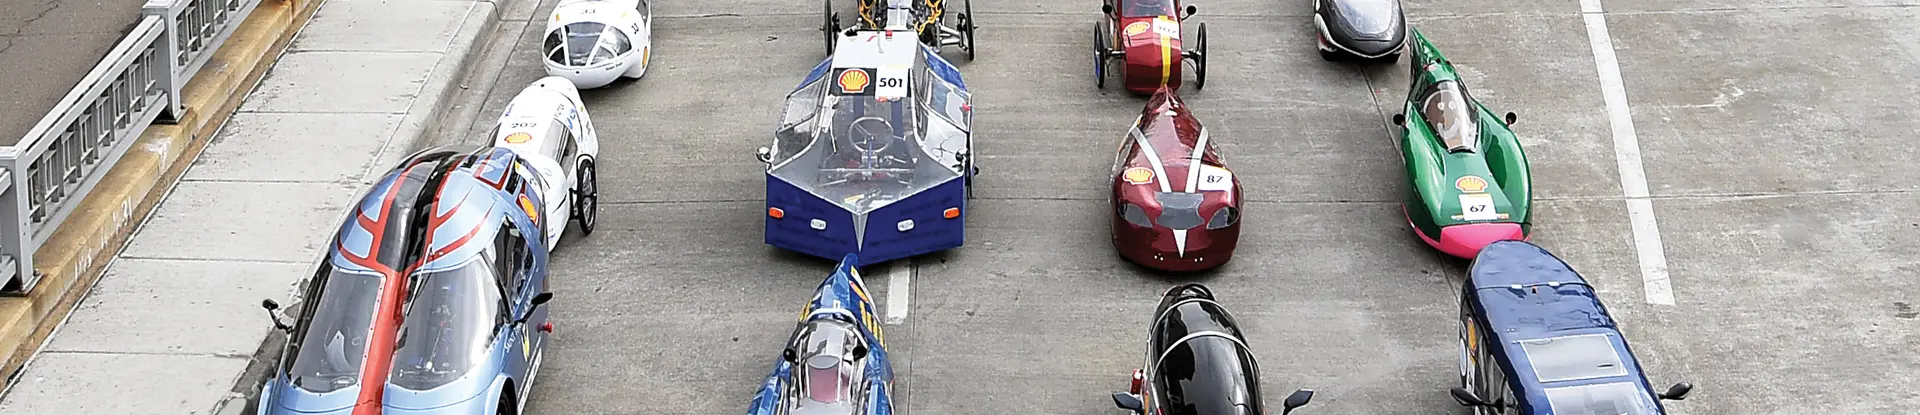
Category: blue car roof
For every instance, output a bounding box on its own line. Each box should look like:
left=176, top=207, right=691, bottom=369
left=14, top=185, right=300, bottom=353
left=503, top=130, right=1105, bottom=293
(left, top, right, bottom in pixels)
left=1468, top=241, right=1663, bottom=414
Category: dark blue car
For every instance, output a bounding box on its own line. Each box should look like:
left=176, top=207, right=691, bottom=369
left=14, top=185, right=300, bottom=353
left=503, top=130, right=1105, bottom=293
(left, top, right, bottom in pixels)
left=1451, top=241, right=1693, bottom=414
left=745, top=254, right=895, bottom=415
left=757, top=27, right=975, bottom=267
left=255, top=146, right=556, bottom=415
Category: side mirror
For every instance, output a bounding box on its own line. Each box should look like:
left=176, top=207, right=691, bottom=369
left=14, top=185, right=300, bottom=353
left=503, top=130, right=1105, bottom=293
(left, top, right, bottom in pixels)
left=1392, top=113, right=1406, bottom=126
left=1450, top=387, right=1493, bottom=407
left=782, top=348, right=799, bottom=364
left=1503, top=111, right=1518, bottom=126
left=1280, top=389, right=1314, bottom=414
left=1101, top=4, right=1114, bottom=15
left=1659, top=382, right=1692, bottom=400
left=514, top=292, right=555, bottom=324
left=756, top=147, right=773, bottom=163
left=1110, top=392, right=1144, bottom=411
left=1181, top=4, right=1198, bottom=19
left=261, top=299, right=292, bottom=332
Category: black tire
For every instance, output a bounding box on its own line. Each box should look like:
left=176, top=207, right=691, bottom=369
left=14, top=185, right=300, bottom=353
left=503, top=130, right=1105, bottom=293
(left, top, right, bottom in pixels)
left=1318, top=46, right=1339, bottom=62
left=498, top=397, right=518, bottom=415
left=1192, top=22, right=1207, bottom=90
left=571, top=159, right=598, bottom=236
left=962, top=0, right=976, bottom=61
left=1093, top=21, right=1107, bottom=89
left=823, top=0, right=837, bottom=56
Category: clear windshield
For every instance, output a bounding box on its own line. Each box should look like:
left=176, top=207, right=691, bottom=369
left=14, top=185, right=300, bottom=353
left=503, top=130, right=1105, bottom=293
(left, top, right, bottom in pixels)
left=285, top=266, right=384, bottom=393
left=770, top=76, right=962, bottom=214
left=790, top=318, right=865, bottom=408
left=1152, top=337, right=1262, bottom=415
left=1123, top=0, right=1176, bottom=17
left=1419, top=81, right=1479, bottom=152
left=1335, top=0, right=1401, bottom=35
left=1544, top=382, right=1660, bottom=415
left=544, top=23, right=632, bottom=67
left=388, top=257, right=504, bottom=391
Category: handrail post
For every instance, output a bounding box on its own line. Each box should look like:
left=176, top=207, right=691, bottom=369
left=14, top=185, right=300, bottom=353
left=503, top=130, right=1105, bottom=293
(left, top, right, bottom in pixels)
left=0, top=151, right=34, bottom=292
left=144, top=0, right=187, bottom=123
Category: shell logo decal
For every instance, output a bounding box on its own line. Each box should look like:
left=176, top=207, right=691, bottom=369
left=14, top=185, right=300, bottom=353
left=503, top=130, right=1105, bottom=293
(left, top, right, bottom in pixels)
left=518, top=194, right=540, bottom=222
left=1123, top=22, right=1150, bottom=37
left=1455, top=176, right=1488, bottom=193
left=838, top=69, right=871, bottom=94
left=504, top=132, right=533, bottom=144
left=1122, top=167, right=1155, bottom=185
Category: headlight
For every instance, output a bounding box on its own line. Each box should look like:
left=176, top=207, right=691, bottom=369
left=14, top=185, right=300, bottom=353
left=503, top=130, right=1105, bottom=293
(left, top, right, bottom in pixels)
left=1205, top=207, right=1237, bottom=229
left=1121, top=203, right=1153, bottom=227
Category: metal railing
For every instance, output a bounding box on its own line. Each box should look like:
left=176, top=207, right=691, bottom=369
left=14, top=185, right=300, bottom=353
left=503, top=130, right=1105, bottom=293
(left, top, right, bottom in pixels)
left=0, top=0, right=262, bottom=293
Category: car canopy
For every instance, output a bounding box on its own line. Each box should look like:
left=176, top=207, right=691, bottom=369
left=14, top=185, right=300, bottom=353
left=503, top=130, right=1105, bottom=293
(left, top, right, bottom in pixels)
left=1145, top=287, right=1262, bottom=415
left=768, top=33, right=970, bottom=214
left=1468, top=241, right=1664, bottom=415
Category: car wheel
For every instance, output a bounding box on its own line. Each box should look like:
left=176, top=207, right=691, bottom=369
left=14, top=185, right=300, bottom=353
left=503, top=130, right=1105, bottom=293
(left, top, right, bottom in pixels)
left=1193, top=22, right=1207, bottom=90
left=823, top=0, right=837, bottom=56
left=572, top=159, right=598, bottom=236
left=1318, top=46, right=1339, bottom=62
left=497, top=396, right=518, bottom=415
left=962, top=0, right=976, bottom=61
left=1093, top=21, right=1107, bottom=89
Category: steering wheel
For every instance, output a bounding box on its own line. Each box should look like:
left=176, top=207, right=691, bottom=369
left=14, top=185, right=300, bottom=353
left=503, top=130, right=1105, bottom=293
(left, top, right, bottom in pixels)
left=848, top=116, right=895, bottom=153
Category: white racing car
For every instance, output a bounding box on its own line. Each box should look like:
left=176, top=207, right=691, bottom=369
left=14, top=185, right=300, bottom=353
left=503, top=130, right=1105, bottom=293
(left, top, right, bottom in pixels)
left=543, top=0, right=654, bottom=89
left=492, top=76, right=602, bottom=249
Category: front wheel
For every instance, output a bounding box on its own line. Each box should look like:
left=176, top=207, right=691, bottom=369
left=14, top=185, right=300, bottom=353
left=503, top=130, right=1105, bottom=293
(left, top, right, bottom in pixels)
left=571, top=159, right=598, bottom=236
left=822, top=0, right=838, bottom=56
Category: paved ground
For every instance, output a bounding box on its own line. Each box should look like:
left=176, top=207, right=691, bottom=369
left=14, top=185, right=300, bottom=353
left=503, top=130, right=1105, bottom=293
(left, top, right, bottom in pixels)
left=437, top=0, right=1920, bottom=413
left=0, top=0, right=148, bottom=145
left=0, top=0, right=498, bottom=413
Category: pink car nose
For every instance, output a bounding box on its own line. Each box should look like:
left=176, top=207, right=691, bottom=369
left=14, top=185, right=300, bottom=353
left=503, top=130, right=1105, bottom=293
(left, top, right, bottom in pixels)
left=1429, top=223, right=1525, bottom=258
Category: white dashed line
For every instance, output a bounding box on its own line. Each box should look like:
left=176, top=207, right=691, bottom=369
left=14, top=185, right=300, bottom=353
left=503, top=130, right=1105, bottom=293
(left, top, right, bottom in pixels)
left=884, top=259, right=912, bottom=324
left=1581, top=0, right=1676, bottom=306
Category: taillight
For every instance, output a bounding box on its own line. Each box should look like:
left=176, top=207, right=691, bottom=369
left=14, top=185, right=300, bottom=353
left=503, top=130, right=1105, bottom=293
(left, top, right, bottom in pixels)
left=768, top=207, right=785, bottom=219
left=1129, top=369, right=1144, bottom=394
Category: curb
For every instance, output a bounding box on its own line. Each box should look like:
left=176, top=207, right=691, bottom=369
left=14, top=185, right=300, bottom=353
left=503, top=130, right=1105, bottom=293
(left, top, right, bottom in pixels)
left=210, top=1, right=509, bottom=413
left=0, top=0, right=327, bottom=385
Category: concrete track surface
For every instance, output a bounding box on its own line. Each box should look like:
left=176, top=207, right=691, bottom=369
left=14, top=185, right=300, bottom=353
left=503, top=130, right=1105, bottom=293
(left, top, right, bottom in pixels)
left=443, top=0, right=1920, bottom=413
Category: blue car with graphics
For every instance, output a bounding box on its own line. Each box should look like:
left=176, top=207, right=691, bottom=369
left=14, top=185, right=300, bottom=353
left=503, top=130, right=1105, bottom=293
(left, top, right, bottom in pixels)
left=1451, top=240, right=1694, bottom=414
left=255, top=145, right=556, bottom=415
left=745, top=254, right=896, bottom=415
left=756, top=26, right=975, bottom=267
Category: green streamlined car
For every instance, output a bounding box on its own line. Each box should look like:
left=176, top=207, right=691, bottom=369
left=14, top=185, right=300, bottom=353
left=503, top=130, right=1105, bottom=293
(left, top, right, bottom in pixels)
left=1391, top=29, right=1532, bottom=259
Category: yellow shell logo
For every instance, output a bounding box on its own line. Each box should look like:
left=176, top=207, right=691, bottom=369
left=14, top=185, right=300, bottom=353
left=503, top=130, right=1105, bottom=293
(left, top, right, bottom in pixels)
left=1455, top=176, right=1489, bottom=193
left=504, top=132, right=533, bottom=144
left=1122, top=167, right=1154, bottom=185
left=518, top=194, right=540, bottom=222
left=838, top=69, right=870, bottom=93
left=1123, top=22, right=1150, bottom=37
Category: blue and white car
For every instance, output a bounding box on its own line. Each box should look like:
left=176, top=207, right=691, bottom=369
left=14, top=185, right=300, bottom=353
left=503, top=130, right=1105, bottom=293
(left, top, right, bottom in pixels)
left=756, top=26, right=975, bottom=267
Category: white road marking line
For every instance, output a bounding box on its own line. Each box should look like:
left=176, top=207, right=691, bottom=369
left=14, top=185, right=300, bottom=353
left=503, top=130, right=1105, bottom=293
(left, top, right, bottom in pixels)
left=884, top=260, right=912, bottom=324
left=1581, top=0, right=1675, bottom=306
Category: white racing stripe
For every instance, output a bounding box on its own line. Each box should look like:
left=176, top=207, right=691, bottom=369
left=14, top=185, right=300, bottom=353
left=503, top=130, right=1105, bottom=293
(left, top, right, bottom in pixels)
left=884, top=260, right=913, bottom=324
left=1582, top=0, right=1675, bottom=306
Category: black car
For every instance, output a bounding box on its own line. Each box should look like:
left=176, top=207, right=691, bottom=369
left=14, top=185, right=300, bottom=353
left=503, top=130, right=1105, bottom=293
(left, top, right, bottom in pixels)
left=1313, top=0, right=1407, bottom=61
left=1111, top=284, right=1316, bottom=415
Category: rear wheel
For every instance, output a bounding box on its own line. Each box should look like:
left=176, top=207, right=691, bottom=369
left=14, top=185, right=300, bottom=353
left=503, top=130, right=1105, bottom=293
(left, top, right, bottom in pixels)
left=822, top=0, right=838, bottom=56
left=572, top=159, right=598, bottom=236
left=497, top=397, right=518, bottom=415
left=1093, top=21, right=1108, bottom=88
left=961, top=0, right=976, bottom=61
left=1192, top=22, right=1207, bottom=90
